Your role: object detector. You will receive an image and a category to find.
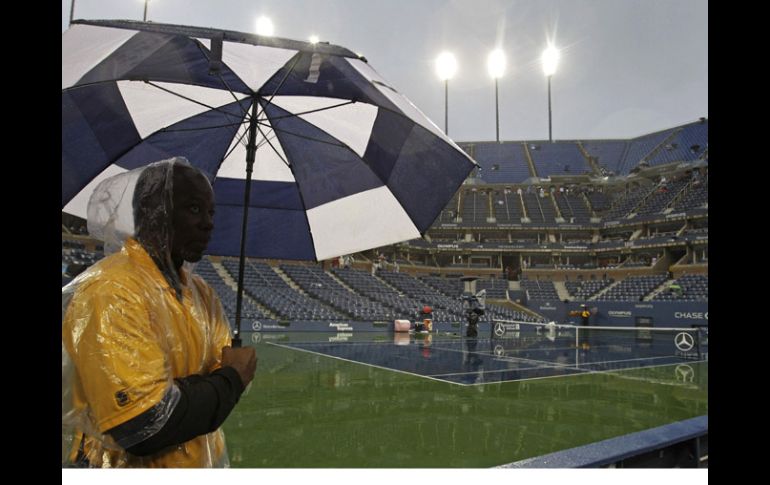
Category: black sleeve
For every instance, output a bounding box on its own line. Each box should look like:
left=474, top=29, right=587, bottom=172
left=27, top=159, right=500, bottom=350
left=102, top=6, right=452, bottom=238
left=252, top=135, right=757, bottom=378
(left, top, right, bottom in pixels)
left=108, top=366, right=245, bottom=457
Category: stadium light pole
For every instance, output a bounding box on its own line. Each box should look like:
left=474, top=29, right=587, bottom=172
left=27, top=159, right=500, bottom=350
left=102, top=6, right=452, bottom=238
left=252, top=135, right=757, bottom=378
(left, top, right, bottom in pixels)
left=541, top=45, right=559, bottom=142
left=435, top=52, right=457, bottom=135
left=487, top=49, right=506, bottom=143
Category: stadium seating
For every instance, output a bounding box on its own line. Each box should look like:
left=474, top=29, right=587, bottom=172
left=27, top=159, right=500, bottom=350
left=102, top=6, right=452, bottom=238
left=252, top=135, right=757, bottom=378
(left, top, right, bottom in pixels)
left=464, top=142, right=532, bottom=183
left=565, top=278, right=615, bottom=300
left=652, top=274, right=708, bottom=301
left=528, top=141, right=590, bottom=176
left=581, top=140, right=628, bottom=176
left=594, top=274, right=668, bottom=301
left=645, top=120, right=708, bottom=167
left=619, top=128, right=677, bottom=174
left=520, top=278, right=560, bottom=300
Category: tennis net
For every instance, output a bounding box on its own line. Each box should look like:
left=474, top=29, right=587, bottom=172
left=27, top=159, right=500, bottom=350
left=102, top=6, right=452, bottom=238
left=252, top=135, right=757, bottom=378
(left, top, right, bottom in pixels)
left=490, top=319, right=708, bottom=362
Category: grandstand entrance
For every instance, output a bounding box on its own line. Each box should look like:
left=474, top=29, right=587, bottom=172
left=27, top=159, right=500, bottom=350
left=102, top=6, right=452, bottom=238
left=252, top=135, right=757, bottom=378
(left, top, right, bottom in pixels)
left=668, top=247, right=687, bottom=264
left=501, top=254, right=519, bottom=279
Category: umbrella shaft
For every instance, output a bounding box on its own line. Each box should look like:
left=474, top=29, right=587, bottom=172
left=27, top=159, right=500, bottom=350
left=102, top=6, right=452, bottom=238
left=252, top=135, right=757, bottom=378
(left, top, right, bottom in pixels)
left=234, top=100, right=259, bottom=343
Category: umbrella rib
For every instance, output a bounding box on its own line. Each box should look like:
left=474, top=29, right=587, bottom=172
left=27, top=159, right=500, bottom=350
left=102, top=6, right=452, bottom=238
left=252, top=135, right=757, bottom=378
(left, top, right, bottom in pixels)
left=145, top=81, right=247, bottom=121
left=221, top=53, right=303, bottom=175
left=256, top=123, right=291, bottom=168
left=211, top=71, right=252, bottom=120
left=257, top=121, right=346, bottom=149
left=161, top=120, right=247, bottom=133
left=254, top=53, right=305, bottom=122
left=253, top=120, right=279, bottom=151
left=253, top=100, right=357, bottom=154
left=255, top=134, right=269, bottom=150
left=221, top=123, right=252, bottom=162
left=265, top=100, right=356, bottom=120
left=190, top=37, right=250, bottom=120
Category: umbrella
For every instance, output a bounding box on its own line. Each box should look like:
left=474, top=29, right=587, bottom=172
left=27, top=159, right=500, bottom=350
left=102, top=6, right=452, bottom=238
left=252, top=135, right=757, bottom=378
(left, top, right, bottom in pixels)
left=62, top=19, right=476, bottom=343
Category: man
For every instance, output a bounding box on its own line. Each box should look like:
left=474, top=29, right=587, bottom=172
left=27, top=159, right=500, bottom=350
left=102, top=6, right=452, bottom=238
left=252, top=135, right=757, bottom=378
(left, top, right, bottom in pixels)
left=62, top=157, right=257, bottom=467
left=569, top=304, right=592, bottom=326
left=580, top=304, right=591, bottom=326
left=465, top=307, right=483, bottom=337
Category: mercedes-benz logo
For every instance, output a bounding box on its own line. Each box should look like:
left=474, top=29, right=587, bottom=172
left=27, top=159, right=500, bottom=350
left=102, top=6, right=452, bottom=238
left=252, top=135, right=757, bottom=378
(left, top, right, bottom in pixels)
left=252, top=321, right=262, bottom=331
left=674, top=332, right=695, bottom=351
left=494, top=322, right=506, bottom=337
left=675, top=364, right=694, bottom=382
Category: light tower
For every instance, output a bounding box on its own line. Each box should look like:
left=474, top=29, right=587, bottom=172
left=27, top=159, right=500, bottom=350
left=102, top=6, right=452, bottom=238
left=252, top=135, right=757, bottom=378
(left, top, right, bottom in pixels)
left=435, top=52, right=458, bottom=135
left=541, top=45, right=560, bottom=142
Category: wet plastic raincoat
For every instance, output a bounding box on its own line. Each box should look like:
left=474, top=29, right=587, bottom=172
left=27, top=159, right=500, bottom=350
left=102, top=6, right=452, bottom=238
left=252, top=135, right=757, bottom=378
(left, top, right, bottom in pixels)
left=62, top=157, right=233, bottom=467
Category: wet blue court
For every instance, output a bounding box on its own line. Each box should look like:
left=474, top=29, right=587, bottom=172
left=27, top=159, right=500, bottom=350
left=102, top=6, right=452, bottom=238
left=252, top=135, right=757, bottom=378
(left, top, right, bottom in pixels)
left=271, top=325, right=708, bottom=385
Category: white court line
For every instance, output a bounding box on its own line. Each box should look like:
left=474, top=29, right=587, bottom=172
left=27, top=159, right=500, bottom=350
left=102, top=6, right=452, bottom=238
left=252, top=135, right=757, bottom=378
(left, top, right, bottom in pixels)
left=441, top=346, right=691, bottom=370
left=602, top=367, right=703, bottom=389
left=577, top=354, right=686, bottom=367
left=428, top=365, right=580, bottom=377
left=267, top=341, right=473, bottom=386
left=461, top=358, right=709, bottom=386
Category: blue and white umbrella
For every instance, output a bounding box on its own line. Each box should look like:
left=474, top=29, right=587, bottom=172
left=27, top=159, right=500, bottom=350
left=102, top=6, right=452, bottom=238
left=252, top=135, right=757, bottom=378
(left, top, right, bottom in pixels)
left=63, top=19, right=475, bottom=260
left=62, top=20, right=475, bottom=340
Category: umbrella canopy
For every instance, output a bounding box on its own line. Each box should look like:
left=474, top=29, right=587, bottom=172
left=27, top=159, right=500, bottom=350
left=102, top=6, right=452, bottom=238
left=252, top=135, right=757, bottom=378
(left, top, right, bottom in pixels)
left=62, top=19, right=476, bottom=262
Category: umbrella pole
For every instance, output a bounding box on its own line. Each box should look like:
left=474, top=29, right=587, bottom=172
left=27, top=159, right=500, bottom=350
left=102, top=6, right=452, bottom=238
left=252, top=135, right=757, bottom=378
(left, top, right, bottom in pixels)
left=232, top=100, right=260, bottom=347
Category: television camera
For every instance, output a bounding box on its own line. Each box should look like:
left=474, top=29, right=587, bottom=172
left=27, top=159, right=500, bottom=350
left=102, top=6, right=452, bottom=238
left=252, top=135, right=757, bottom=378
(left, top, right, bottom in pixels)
left=460, top=289, right=486, bottom=337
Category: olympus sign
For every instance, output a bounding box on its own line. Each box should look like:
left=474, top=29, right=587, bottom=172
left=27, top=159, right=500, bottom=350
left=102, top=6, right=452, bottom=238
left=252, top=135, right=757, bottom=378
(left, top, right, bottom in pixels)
left=674, top=312, right=708, bottom=320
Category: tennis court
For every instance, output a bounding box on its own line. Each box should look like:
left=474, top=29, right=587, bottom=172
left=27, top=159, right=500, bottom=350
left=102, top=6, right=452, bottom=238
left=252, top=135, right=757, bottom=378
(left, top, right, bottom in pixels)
left=222, top=322, right=708, bottom=467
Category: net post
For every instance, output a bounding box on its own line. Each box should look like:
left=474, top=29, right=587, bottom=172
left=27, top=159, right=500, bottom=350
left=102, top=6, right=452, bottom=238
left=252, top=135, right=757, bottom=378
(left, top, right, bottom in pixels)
left=695, top=327, right=702, bottom=360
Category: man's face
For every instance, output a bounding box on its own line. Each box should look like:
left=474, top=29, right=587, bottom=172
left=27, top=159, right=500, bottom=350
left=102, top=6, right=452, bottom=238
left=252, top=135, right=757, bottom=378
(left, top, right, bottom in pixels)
left=171, top=167, right=215, bottom=265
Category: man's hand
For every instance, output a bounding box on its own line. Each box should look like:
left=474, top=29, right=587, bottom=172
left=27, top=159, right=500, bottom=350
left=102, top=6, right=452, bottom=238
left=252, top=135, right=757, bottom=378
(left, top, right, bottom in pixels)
left=222, top=346, right=257, bottom=388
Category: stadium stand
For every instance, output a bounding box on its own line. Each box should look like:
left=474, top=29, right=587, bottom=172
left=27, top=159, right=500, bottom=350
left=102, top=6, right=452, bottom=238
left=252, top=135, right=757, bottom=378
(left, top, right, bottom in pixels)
left=63, top=119, right=707, bottom=325
left=529, top=141, right=591, bottom=177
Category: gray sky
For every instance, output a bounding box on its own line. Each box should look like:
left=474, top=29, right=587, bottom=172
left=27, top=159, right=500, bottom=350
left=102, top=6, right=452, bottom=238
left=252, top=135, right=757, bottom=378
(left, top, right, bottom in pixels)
left=62, top=0, right=707, bottom=142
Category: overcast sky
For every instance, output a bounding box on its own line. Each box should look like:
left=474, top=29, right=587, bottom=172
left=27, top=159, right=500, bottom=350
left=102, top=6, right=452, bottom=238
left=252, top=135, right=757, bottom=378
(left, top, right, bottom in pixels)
left=62, top=0, right=707, bottom=142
